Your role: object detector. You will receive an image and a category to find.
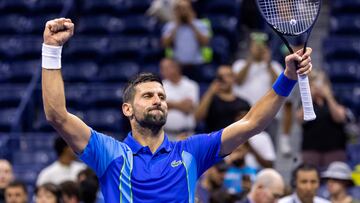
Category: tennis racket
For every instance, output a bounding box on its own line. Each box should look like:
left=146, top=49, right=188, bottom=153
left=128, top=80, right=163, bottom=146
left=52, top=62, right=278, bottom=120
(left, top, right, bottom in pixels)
left=256, top=0, right=320, bottom=121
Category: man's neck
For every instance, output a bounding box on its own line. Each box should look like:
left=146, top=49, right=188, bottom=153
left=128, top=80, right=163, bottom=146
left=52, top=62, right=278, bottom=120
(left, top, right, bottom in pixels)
left=58, top=156, right=72, bottom=166
left=132, top=125, right=165, bottom=154
left=218, top=91, right=235, bottom=101
left=169, top=75, right=182, bottom=84
left=296, top=192, right=314, bottom=203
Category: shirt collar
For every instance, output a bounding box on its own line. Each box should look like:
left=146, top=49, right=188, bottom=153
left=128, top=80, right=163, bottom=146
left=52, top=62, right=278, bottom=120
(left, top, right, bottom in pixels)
left=123, top=132, right=172, bottom=155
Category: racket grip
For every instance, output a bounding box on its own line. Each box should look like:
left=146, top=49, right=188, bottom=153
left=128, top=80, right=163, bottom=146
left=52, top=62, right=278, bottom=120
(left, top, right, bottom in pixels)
left=297, top=74, right=316, bottom=121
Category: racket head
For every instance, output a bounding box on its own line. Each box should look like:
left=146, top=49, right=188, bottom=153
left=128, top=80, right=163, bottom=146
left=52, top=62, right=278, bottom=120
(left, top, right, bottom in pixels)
left=256, top=0, right=321, bottom=36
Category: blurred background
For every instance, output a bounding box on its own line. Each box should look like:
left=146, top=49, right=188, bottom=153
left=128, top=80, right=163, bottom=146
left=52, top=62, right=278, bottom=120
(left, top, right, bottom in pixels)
left=0, top=0, right=359, bottom=202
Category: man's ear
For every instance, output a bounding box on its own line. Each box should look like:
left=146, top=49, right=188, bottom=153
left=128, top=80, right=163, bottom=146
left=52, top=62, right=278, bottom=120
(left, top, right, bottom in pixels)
left=122, top=102, right=133, bottom=118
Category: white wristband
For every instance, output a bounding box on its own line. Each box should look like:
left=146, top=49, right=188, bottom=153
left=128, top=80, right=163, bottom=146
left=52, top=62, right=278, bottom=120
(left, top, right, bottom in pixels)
left=42, top=43, right=62, bottom=69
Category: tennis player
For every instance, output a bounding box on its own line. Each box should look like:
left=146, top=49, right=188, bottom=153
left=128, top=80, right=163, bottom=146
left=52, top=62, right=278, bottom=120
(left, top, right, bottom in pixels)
left=41, top=18, right=312, bottom=203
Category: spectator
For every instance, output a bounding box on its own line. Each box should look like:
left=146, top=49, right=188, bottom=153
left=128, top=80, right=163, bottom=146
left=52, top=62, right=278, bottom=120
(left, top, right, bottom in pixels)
left=35, top=183, right=62, bottom=203
left=196, top=65, right=276, bottom=169
left=4, top=181, right=27, bottom=203
left=279, top=164, right=330, bottom=203
left=77, top=169, right=102, bottom=203
left=160, top=58, right=199, bottom=140
left=241, top=168, right=285, bottom=203
left=223, top=145, right=257, bottom=200
left=195, top=65, right=250, bottom=132
left=0, top=160, right=14, bottom=203
left=297, top=70, right=348, bottom=170
left=161, top=0, right=211, bottom=66
left=196, top=161, right=230, bottom=203
left=36, top=137, right=86, bottom=186
left=60, top=181, right=80, bottom=203
left=232, top=32, right=283, bottom=145
left=322, top=162, right=360, bottom=203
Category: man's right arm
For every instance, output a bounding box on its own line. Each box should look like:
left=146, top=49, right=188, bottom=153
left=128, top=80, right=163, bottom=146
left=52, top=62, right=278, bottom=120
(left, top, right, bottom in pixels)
left=42, top=18, right=90, bottom=153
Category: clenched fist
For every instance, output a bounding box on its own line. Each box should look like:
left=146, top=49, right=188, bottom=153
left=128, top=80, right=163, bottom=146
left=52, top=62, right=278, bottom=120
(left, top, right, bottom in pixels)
left=43, top=18, right=74, bottom=46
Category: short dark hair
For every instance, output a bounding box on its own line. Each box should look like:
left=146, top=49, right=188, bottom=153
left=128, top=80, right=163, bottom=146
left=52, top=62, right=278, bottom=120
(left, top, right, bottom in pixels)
left=36, top=183, right=62, bottom=203
left=122, top=72, right=163, bottom=103
left=291, top=163, right=320, bottom=188
left=54, top=136, right=68, bottom=157
left=60, top=181, right=80, bottom=200
left=5, top=180, right=28, bottom=194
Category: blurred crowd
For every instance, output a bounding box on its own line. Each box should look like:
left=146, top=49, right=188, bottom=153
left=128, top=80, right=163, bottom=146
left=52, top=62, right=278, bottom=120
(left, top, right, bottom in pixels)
left=1, top=0, right=359, bottom=202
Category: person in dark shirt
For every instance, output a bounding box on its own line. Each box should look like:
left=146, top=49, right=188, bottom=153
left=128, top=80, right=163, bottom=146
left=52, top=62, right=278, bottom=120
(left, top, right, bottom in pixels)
left=297, top=69, right=348, bottom=170
left=195, top=65, right=251, bottom=132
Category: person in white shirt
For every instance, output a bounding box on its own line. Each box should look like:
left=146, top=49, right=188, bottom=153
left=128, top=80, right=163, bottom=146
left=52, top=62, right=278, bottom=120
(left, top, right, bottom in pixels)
left=36, top=137, right=86, bottom=186
left=160, top=58, right=199, bottom=140
left=241, top=168, right=285, bottom=203
left=232, top=32, right=283, bottom=150
left=279, top=164, right=330, bottom=203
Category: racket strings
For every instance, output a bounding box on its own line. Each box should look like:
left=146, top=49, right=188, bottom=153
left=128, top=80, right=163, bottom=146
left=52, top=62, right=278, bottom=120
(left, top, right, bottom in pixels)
left=258, top=0, right=320, bottom=34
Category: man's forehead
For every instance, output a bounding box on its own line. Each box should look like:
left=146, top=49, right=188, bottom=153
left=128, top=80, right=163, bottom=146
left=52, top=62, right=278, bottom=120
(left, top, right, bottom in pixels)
left=135, top=82, right=165, bottom=93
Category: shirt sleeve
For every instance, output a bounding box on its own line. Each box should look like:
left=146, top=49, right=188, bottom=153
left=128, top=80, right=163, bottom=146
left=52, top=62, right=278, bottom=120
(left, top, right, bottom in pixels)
left=248, top=132, right=276, bottom=161
left=78, top=129, right=127, bottom=178
left=232, top=59, right=246, bottom=74
left=162, top=22, right=175, bottom=38
left=183, top=130, right=224, bottom=177
left=195, top=21, right=210, bottom=37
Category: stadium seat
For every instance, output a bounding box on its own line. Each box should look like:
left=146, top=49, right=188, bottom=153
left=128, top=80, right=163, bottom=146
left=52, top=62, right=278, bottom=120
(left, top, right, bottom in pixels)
left=0, top=85, right=26, bottom=107
left=0, top=108, right=17, bottom=132
left=0, top=0, right=29, bottom=14
left=208, top=15, right=238, bottom=51
left=31, top=111, right=55, bottom=132
left=76, top=15, right=124, bottom=34
left=63, top=36, right=108, bottom=60
left=8, top=60, right=39, bottom=83
left=347, top=143, right=360, bottom=169
left=203, top=0, right=239, bottom=17
left=83, top=109, right=124, bottom=132
left=121, top=15, right=156, bottom=35
left=12, top=150, right=56, bottom=166
left=62, top=61, right=99, bottom=82
left=99, top=61, right=139, bottom=82
left=64, top=84, right=90, bottom=108
left=197, top=64, right=218, bottom=83
left=125, top=0, right=152, bottom=14
left=323, top=37, right=360, bottom=60
left=28, top=0, right=67, bottom=14
left=87, top=84, right=124, bottom=108
left=0, top=37, right=42, bottom=59
left=211, top=36, right=230, bottom=64
left=81, top=0, right=127, bottom=15
left=324, top=60, right=360, bottom=83
left=349, top=187, right=360, bottom=200
left=331, top=0, right=360, bottom=14
left=17, top=133, right=57, bottom=151
left=12, top=164, right=44, bottom=185
left=330, top=14, right=360, bottom=35
left=140, top=64, right=160, bottom=75
left=107, top=36, right=148, bottom=61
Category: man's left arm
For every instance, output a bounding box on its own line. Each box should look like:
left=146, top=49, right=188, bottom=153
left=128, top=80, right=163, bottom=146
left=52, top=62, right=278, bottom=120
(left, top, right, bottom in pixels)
left=220, top=48, right=313, bottom=156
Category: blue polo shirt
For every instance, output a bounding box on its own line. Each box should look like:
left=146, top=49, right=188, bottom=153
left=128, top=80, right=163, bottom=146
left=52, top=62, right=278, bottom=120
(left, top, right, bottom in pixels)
left=79, top=129, right=223, bottom=203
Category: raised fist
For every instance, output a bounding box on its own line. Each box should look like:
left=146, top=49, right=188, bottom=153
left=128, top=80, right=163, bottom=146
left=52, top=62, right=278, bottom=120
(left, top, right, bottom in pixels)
left=43, top=18, right=74, bottom=46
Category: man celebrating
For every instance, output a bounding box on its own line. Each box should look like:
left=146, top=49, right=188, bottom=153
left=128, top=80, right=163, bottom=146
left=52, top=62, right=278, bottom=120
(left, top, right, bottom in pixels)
left=41, top=18, right=313, bottom=202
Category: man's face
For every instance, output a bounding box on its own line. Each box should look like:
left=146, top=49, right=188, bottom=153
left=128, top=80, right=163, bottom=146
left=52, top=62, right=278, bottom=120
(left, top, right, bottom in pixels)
left=326, top=179, right=347, bottom=195
left=131, top=82, right=168, bottom=129
left=5, top=186, right=28, bottom=203
left=216, top=66, right=235, bottom=92
left=255, top=183, right=284, bottom=203
left=160, top=59, right=179, bottom=80
left=0, top=160, right=13, bottom=189
left=295, top=170, right=319, bottom=203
